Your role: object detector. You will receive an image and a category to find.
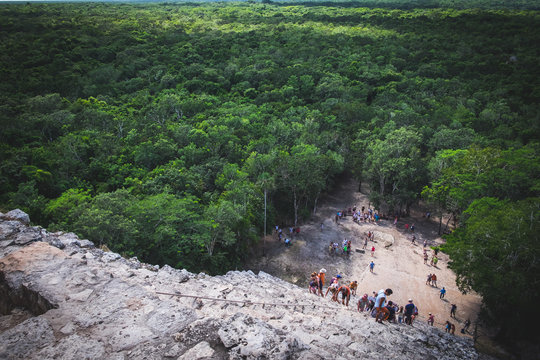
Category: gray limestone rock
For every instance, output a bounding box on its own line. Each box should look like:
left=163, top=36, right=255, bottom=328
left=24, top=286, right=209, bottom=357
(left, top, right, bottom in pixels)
left=13, top=229, right=41, bottom=246
left=218, top=312, right=309, bottom=359
left=0, top=213, right=481, bottom=360
left=0, top=221, right=20, bottom=241
left=35, top=334, right=106, bottom=360
left=4, top=209, right=30, bottom=225
left=178, top=341, right=216, bottom=360
left=0, top=317, right=55, bottom=359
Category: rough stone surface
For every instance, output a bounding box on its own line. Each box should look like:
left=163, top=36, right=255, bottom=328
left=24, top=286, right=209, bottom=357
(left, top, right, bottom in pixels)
left=4, top=209, right=31, bottom=225
left=0, top=210, right=480, bottom=359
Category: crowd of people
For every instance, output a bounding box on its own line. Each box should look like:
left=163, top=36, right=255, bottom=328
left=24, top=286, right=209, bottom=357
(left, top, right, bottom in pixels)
left=279, top=202, right=472, bottom=336
left=307, top=268, right=472, bottom=334
left=274, top=225, right=301, bottom=247
left=307, top=269, right=424, bottom=327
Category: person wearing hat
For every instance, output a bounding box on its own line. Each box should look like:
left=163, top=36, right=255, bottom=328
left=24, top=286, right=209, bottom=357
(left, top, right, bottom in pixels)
left=428, top=313, right=435, bottom=326
left=404, top=298, right=415, bottom=325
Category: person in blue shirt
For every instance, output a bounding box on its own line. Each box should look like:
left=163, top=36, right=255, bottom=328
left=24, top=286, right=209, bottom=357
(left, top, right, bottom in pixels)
left=440, top=287, right=446, bottom=299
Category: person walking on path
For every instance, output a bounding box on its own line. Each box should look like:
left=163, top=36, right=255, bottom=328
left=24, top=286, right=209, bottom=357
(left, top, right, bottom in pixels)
left=371, top=246, right=375, bottom=257
left=369, top=261, right=375, bottom=273
left=461, top=319, right=471, bottom=334
left=440, top=287, right=446, bottom=299
left=424, top=252, right=429, bottom=265
left=426, top=273, right=432, bottom=285
left=450, top=303, right=457, bottom=318
left=431, top=273, right=438, bottom=287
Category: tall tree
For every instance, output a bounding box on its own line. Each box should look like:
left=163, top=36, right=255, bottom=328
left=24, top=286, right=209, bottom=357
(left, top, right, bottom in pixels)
left=443, top=197, right=540, bottom=340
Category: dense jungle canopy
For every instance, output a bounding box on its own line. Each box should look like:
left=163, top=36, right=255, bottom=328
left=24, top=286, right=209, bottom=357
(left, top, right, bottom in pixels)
left=0, top=0, right=539, bottom=339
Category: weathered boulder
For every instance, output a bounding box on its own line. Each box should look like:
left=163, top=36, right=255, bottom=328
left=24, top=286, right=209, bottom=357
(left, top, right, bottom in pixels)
left=3, top=209, right=30, bottom=225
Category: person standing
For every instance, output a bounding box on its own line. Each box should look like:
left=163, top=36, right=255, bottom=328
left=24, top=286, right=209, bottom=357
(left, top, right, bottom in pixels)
left=450, top=303, right=457, bottom=318
left=369, top=261, right=375, bottom=273
left=404, top=299, right=415, bottom=325
left=462, top=319, right=471, bottom=333
left=440, top=287, right=446, bottom=299
left=428, top=313, right=435, bottom=326
left=445, top=321, right=452, bottom=333
left=318, top=269, right=326, bottom=297
left=431, top=273, right=438, bottom=287
left=308, top=273, right=319, bottom=295
left=371, top=246, right=375, bottom=257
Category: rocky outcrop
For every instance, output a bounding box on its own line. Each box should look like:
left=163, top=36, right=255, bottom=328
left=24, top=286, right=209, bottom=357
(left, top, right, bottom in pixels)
left=0, top=210, right=479, bottom=359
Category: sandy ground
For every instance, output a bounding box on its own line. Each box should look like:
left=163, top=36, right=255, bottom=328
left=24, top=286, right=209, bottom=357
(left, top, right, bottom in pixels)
left=246, top=176, right=482, bottom=334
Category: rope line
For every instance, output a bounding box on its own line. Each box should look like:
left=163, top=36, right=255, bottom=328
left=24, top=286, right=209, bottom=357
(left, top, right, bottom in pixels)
left=156, top=291, right=348, bottom=311
left=156, top=291, right=475, bottom=336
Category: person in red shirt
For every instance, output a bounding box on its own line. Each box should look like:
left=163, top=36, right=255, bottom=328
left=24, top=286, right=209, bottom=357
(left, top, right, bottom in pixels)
left=336, top=285, right=351, bottom=306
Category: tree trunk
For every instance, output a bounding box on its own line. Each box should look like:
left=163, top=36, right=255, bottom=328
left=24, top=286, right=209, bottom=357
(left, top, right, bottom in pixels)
left=263, top=188, right=267, bottom=256
left=438, top=211, right=443, bottom=235
left=443, top=213, right=453, bottom=233
left=313, top=192, right=319, bottom=214
left=293, top=190, right=298, bottom=227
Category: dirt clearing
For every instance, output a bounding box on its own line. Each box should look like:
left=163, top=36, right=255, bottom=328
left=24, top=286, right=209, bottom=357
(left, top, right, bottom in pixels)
left=246, top=176, right=482, bottom=334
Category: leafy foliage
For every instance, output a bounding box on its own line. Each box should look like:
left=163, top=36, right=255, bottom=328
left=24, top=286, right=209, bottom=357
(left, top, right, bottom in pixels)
left=0, top=1, right=539, bottom=311
left=443, top=197, right=540, bottom=339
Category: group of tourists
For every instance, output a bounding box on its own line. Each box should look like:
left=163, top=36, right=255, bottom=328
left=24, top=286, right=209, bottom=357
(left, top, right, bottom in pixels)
left=275, top=225, right=301, bottom=247
left=352, top=206, right=381, bottom=224
left=328, top=238, right=353, bottom=256
left=307, top=270, right=425, bottom=328
left=305, top=202, right=472, bottom=337
left=426, top=273, right=438, bottom=287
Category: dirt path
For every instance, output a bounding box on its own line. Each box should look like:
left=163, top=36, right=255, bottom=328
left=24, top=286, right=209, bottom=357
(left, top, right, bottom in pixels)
left=246, top=176, right=482, bottom=334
